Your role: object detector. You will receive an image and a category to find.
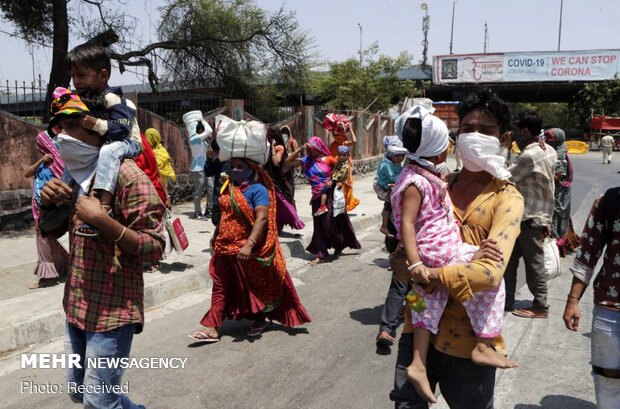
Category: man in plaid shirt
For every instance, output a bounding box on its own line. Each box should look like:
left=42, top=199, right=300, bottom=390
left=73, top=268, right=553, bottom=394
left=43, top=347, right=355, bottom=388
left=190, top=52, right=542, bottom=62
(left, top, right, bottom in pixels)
left=505, top=110, right=557, bottom=318
left=41, top=90, right=164, bottom=408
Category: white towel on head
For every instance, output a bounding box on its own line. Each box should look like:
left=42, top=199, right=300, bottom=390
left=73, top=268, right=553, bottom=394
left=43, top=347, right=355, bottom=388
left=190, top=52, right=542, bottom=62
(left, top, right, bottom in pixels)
left=395, top=105, right=449, bottom=169
left=383, top=135, right=408, bottom=157
left=55, top=133, right=100, bottom=195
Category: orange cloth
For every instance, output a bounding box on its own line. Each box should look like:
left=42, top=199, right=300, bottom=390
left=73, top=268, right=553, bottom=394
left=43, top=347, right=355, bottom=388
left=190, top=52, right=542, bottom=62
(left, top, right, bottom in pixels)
left=214, top=163, right=287, bottom=309
left=329, top=137, right=359, bottom=211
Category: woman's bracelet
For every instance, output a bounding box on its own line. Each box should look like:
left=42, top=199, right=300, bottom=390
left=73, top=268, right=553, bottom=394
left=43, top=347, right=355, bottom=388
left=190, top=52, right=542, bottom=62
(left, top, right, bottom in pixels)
left=567, top=295, right=580, bottom=302
left=247, top=237, right=256, bottom=246
left=408, top=261, right=424, bottom=271
left=114, top=226, right=127, bottom=243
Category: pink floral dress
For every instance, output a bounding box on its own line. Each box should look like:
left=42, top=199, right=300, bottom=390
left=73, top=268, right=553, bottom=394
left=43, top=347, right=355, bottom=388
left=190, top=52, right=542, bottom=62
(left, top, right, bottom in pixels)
left=391, top=164, right=505, bottom=337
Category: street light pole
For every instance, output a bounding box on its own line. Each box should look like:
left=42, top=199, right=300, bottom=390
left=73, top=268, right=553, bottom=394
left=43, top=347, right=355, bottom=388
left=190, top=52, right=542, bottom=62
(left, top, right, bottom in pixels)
left=449, top=1, right=455, bottom=54
left=557, top=0, right=563, bottom=51
left=357, top=23, right=363, bottom=65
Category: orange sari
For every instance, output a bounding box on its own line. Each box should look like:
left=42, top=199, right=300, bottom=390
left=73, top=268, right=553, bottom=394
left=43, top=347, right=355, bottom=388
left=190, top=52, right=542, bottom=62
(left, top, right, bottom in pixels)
left=214, top=164, right=287, bottom=310
left=329, top=134, right=360, bottom=212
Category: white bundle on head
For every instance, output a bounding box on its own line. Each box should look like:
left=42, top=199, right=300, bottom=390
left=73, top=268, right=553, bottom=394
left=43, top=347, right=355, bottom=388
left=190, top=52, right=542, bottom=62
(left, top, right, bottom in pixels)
left=215, top=115, right=269, bottom=165
left=395, top=105, right=449, bottom=169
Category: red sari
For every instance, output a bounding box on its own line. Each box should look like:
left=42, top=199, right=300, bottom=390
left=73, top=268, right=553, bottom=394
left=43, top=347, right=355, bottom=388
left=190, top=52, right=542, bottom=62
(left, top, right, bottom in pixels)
left=200, top=163, right=311, bottom=328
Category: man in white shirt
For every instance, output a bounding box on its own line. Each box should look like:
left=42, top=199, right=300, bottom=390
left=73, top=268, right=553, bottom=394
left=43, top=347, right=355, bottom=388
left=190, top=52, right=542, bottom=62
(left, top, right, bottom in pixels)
left=600, top=134, right=615, bottom=164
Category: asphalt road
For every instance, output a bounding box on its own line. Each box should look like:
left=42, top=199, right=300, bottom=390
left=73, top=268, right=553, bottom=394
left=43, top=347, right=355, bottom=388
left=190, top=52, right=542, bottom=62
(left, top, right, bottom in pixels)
left=0, top=152, right=617, bottom=409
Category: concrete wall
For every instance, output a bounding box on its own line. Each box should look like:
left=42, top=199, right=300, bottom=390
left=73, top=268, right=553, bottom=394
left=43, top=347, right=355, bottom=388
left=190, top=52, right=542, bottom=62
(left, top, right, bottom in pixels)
left=0, top=111, right=46, bottom=191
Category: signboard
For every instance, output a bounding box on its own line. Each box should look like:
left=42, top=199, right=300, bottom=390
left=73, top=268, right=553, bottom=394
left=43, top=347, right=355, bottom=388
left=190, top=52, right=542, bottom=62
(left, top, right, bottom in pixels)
left=434, top=49, right=620, bottom=84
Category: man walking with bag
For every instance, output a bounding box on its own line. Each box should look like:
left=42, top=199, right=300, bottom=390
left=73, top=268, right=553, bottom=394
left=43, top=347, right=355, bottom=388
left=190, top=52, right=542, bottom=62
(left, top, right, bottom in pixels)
left=505, top=110, right=557, bottom=318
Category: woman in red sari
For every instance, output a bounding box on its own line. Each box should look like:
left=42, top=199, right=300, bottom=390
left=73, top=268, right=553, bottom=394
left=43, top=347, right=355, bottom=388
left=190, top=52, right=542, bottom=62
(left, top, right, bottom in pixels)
left=189, top=158, right=311, bottom=342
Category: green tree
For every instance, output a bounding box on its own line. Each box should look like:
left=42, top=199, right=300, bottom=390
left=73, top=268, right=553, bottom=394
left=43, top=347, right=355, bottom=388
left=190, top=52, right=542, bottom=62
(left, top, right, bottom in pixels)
left=311, top=43, right=419, bottom=112
left=569, top=76, right=620, bottom=129
left=510, top=102, right=578, bottom=130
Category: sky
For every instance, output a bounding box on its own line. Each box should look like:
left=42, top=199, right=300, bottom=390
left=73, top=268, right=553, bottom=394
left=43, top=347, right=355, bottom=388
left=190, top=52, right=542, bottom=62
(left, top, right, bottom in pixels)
left=1, top=0, right=619, bottom=88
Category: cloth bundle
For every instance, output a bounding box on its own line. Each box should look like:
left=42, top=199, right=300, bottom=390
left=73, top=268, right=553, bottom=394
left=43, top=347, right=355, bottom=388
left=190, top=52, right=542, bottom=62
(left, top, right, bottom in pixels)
left=322, top=113, right=351, bottom=134
left=215, top=115, right=269, bottom=165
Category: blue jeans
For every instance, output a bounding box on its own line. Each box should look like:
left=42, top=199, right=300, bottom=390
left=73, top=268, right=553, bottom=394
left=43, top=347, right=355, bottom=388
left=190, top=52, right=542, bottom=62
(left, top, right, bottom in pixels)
left=64, top=322, right=145, bottom=409
left=93, top=138, right=142, bottom=195
left=591, top=306, right=620, bottom=409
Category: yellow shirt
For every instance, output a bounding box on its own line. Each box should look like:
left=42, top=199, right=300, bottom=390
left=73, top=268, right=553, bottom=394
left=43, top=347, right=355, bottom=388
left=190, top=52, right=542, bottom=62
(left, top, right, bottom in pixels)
left=403, top=178, right=524, bottom=359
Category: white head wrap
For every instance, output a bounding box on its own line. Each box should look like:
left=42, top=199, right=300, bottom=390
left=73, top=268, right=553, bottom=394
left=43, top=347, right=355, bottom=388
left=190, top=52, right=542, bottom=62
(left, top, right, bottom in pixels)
left=395, top=105, right=449, bottom=169
left=383, top=135, right=408, bottom=157
left=55, top=133, right=100, bottom=195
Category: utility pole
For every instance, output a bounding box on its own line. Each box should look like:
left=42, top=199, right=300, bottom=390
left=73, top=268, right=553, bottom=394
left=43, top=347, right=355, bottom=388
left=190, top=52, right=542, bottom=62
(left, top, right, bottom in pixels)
left=449, top=1, right=455, bottom=54
left=357, top=23, right=363, bottom=65
left=557, top=0, right=563, bottom=51
left=484, top=22, right=488, bottom=53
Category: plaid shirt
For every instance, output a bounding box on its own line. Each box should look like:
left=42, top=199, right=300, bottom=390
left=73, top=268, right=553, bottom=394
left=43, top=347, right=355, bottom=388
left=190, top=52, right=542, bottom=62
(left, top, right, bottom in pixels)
left=509, top=142, right=557, bottom=227
left=63, top=160, right=165, bottom=333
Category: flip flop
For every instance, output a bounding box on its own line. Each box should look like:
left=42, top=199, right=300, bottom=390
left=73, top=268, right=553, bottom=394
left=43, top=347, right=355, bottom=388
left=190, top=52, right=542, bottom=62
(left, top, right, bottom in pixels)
left=512, top=307, right=548, bottom=319
left=188, top=328, right=219, bottom=342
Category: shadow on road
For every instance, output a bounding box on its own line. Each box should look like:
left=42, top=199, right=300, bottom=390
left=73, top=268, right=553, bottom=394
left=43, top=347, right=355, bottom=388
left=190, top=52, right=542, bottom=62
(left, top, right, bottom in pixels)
left=514, top=395, right=595, bottom=409
left=349, top=305, right=383, bottom=326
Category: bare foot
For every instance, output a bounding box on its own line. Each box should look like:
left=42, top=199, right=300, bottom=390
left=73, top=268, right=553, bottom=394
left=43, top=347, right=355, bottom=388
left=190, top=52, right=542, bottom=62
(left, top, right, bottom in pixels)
left=379, top=225, right=394, bottom=238
left=471, top=342, right=518, bottom=368
left=405, top=362, right=437, bottom=403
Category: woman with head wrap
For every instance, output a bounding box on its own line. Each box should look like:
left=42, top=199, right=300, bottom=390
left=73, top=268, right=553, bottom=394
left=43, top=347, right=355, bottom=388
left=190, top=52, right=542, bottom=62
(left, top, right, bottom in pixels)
left=293, top=137, right=360, bottom=265
left=264, top=125, right=305, bottom=231
left=324, top=118, right=360, bottom=212
left=189, top=156, right=311, bottom=342
left=24, top=132, right=69, bottom=288
left=145, top=128, right=176, bottom=210
left=544, top=128, right=579, bottom=256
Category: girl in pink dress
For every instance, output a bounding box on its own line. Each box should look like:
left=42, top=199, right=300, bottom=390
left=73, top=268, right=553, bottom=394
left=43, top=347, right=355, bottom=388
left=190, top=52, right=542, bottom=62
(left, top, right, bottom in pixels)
left=391, top=106, right=516, bottom=404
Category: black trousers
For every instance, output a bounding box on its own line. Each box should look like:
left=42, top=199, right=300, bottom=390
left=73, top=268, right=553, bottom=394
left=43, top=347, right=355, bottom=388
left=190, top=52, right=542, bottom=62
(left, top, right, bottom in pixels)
left=389, top=333, right=496, bottom=409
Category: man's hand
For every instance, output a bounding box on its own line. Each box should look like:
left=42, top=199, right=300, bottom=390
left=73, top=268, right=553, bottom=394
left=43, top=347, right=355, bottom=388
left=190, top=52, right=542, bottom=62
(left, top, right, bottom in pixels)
left=472, top=239, right=504, bottom=262
left=563, top=300, right=581, bottom=331
left=237, top=243, right=252, bottom=262
left=75, top=195, right=108, bottom=227
left=40, top=178, right=72, bottom=206
left=42, top=154, right=54, bottom=164
left=81, top=115, right=97, bottom=130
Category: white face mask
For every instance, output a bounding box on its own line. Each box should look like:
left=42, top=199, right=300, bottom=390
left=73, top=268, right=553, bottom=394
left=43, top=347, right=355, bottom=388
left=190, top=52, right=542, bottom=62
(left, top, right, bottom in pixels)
left=457, top=132, right=512, bottom=180
left=55, top=132, right=100, bottom=194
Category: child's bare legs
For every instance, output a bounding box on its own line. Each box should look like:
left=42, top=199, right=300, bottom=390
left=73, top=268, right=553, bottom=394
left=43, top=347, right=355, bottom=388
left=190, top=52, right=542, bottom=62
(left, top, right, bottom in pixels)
left=320, top=192, right=327, bottom=208
left=471, top=337, right=518, bottom=368
left=379, top=209, right=394, bottom=238
left=406, top=327, right=437, bottom=404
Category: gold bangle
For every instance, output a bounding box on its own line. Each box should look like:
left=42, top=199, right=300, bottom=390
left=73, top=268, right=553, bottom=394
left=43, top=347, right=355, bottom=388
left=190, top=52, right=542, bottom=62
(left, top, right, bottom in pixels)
left=114, top=226, right=127, bottom=242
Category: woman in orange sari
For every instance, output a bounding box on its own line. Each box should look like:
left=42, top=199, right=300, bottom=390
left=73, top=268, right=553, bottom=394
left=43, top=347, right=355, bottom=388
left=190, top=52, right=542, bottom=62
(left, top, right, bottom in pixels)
left=189, top=158, right=311, bottom=342
left=329, top=127, right=360, bottom=212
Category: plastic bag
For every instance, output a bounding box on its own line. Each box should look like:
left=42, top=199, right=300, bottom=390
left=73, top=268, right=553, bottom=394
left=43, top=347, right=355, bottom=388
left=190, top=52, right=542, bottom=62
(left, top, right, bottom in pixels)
left=333, top=187, right=346, bottom=217
left=164, top=210, right=189, bottom=254
left=543, top=237, right=561, bottom=281
left=215, top=115, right=268, bottom=165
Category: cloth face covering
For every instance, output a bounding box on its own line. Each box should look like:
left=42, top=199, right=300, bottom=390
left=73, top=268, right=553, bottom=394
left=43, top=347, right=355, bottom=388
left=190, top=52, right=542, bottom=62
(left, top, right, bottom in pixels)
left=55, top=132, right=101, bottom=195
left=395, top=105, right=449, bottom=169
left=232, top=168, right=255, bottom=185
left=457, top=132, right=511, bottom=180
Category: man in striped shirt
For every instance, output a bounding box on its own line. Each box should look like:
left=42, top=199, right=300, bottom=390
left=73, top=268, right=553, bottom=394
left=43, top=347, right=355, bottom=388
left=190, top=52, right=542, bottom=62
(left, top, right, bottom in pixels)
left=505, top=110, right=557, bottom=318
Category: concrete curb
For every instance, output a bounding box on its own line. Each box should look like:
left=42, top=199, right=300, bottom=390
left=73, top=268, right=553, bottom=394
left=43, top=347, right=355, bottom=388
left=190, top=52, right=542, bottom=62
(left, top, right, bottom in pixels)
left=0, top=213, right=382, bottom=355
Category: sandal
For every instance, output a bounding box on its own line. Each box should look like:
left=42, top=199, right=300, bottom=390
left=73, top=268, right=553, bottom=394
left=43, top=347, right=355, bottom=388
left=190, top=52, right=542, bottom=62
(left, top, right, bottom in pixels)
left=512, top=307, right=548, bottom=319
left=247, top=321, right=269, bottom=337
left=188, top=327, right=219, bottom=342
left=28, top=278, right=57, bottom=289
left=309, top=257, right=325, bottom=266
left=376, top=331, right=395, bottom=347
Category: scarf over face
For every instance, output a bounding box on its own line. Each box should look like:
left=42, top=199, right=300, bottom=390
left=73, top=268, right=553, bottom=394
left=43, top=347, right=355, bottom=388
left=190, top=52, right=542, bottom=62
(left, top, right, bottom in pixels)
left=145, top=128, right=177, bottom=182
left=214, top=161, right=288, bottom=311
left=544, top=127, right=573, bottom=187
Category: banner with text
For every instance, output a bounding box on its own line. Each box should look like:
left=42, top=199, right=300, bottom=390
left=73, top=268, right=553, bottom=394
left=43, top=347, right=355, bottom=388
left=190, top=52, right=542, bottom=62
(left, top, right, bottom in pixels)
left=433, top=50, right=620, bottom=84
